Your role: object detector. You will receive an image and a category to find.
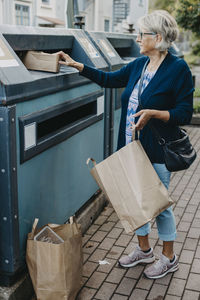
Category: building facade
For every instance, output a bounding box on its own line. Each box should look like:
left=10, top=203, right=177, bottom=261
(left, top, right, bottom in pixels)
left=78, top=0, right=113, bottom=32
left=0, top=0, right=65, bottom=27
left=0, top=0, right=148, bottom=32
left=128, top=0, right=148, bottom=29
left=78, top=0, right=148, bottom=32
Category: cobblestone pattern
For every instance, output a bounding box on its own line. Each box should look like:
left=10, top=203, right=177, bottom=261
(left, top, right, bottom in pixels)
left=77, top=126, right=200, bottom=300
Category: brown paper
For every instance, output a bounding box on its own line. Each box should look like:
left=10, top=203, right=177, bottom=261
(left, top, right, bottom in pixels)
left=26, top=220, right=82, bottom=300
left=23, top=51, right=60, bottom=73
left=89, top=139, right=174, bottom=233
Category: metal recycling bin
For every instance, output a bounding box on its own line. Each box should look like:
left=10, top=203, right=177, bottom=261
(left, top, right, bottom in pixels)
left=0, top=25, right=108, bottom=285
left=105, top=32, right=141, bottom=64
left=170, top=42, right=184, bottom=58
left=105, top=32, right=183, bottom=60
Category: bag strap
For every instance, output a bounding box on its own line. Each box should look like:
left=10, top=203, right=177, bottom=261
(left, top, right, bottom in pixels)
left=86, top=158, right=97, bottom=169
left=30, top=218, right=39, bottom=239
left=138, top=60, right=166, bottom=145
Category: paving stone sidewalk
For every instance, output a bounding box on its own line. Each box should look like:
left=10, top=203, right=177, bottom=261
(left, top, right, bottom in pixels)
left=77, top=126, right=200, bottom=300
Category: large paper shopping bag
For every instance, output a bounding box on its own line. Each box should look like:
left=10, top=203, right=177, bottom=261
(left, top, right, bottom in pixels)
left=87, top=137, right=173, bottom=233
left=26, top=217, right=82, bottom=300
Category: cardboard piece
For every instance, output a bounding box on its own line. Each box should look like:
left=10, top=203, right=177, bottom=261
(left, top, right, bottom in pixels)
left=23, top=51, right=60, bottom=73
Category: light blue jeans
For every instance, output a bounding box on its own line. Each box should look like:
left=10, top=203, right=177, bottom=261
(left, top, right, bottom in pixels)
left=136, top=163, right=177, bottom=241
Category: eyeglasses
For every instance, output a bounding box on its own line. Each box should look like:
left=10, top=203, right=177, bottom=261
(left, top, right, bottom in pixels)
left=137, top=32, right=157, bottom=39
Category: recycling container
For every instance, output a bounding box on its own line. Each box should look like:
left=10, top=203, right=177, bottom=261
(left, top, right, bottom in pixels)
left=0, top=25, right=108, bottom=285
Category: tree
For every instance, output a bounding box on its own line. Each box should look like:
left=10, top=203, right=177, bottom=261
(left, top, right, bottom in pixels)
left=176, top=0, right=200, bottom=55
left=176, top=0, right=200, bottom=37
left=149, top=0, right=177, bottom=14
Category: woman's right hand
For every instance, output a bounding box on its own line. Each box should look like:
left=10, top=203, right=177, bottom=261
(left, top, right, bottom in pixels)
left=57, top=51, right=84, bottom=72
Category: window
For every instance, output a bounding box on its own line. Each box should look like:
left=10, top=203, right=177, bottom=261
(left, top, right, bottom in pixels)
left=42, top=0, right=50, bottom=4
left=104, top=20, right=110, bottom=32
left=15, top=4, right=30, bottom=26
left=139, top=0, right=144, bottom=6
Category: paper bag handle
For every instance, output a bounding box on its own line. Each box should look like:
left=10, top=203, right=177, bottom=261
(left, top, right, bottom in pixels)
left=132, top=125, right=136, bottom=141
left=86, top=158, right=96, bottom=169
left=30, top=218, right=39, bottom=239
left=132, top=125, right=140, bottom=141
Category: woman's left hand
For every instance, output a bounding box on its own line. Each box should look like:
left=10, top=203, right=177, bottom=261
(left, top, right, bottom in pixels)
left=133, top=109, right=155, bottom=131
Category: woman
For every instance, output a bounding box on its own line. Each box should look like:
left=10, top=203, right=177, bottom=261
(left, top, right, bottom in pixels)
left=58, top=10, right=194, bottom=279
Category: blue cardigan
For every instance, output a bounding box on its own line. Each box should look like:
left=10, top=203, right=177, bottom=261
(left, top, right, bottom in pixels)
left=80, top=52, right=194, bottom=163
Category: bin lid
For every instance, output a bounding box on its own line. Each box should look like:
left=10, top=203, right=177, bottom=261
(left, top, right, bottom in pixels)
left=0, top=26, right=108, bottom=105
left=104, top=32, right=141, bottom=63
left=86, top=31, right=124, bottom=69
left=0, top=34, right=33, bottom=85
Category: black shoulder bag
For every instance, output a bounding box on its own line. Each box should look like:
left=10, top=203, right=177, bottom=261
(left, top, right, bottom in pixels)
left=138, top=60, right=196, bottom=172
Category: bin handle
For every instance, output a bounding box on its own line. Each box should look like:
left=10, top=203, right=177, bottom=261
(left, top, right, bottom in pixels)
left=86, top=158, right=96, bottom=169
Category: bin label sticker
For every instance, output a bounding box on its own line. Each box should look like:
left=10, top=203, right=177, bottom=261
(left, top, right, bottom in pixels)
left=99, top=39, right=116, bottom=58
left=0, top=38, right=19, bottom=68
left=97, top=96, right=104, bottom=116
left=24, top=122, right=36, bottom=151
left=78, top=38, right=100, bottom=58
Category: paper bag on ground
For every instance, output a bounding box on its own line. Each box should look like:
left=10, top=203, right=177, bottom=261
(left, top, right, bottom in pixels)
left=88, top=139, right=174, bottom=233
left=23, top=51, right=60, bottom=73
left=26, top=218, right=82, bottom=300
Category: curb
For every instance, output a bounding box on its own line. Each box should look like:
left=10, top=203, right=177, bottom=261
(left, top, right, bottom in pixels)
left=0, top=274, right=34, bottom=300
left=77, top=191, right=107, bottom=234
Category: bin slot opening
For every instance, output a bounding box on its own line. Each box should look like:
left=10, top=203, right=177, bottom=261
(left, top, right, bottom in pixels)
left=3, top=34, right=74, bottom=52
left=37, top=101, right=97, bottom=141
left=19, top=92, right=103, bottom=163
left=15, top=49, right=72, bottom=66
left=114, top=47, right=133, bottom=58
left=107, top=38, right=139, bottom=60
left=3, top=33, right=75, bottom=66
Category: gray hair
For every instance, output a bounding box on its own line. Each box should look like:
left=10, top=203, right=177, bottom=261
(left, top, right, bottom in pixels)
left=137, top=10, right=179, bottom=51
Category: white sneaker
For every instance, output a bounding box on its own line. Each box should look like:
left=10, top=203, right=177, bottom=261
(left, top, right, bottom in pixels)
left=144, top=254, right=179, bottom=279
left=118, top=245, right=155, bottom=268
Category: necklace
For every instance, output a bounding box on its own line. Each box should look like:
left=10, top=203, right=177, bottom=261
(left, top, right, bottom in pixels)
left=147, top=52, right=168, bottom=72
